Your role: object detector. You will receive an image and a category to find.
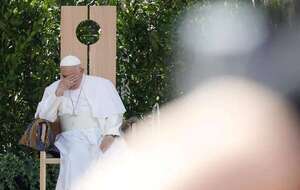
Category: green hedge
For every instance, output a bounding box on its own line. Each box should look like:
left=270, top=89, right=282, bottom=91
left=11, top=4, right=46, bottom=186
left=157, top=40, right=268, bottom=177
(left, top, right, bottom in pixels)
left=0, top=0, right=59, bottom=153
left=0, top=152, right=58, bottom=190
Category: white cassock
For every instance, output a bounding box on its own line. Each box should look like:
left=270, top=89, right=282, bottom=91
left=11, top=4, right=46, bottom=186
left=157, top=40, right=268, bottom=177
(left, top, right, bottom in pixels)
left=35, top=74, right=126, bottom=190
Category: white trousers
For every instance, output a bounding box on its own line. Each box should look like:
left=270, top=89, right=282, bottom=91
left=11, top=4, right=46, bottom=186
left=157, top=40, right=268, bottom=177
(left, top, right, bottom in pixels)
left=54, top=127, right=103, bottom=190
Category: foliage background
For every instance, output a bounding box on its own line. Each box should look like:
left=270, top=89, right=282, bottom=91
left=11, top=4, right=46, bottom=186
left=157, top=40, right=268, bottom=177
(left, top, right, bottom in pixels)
left=0, top=0, right=299, bottom=189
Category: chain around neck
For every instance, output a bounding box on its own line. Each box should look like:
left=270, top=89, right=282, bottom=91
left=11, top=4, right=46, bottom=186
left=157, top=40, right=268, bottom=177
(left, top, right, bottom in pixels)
left=69, top=76, right=85, bottom=115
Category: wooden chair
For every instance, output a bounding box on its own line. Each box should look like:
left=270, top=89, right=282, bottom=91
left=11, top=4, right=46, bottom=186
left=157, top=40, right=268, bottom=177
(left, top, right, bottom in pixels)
left=39, top=6, right=117, bottom=190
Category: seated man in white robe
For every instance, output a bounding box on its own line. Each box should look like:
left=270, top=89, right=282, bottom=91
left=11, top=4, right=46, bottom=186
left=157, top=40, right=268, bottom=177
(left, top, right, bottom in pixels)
left=35, top=55, right=126, bottom=190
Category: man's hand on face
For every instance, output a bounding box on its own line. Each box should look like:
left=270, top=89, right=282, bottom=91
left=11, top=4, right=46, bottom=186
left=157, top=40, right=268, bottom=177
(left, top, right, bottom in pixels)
left=55, top=74, right=81, bottom=96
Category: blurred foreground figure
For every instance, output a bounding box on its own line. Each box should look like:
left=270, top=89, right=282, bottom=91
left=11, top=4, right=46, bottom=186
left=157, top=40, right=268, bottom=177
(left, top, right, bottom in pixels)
left=75, top=77, right=300, bottom=190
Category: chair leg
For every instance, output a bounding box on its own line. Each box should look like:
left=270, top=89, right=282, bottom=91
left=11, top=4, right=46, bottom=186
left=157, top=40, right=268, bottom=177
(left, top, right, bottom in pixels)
left=40, top=151, right=46, bottom=190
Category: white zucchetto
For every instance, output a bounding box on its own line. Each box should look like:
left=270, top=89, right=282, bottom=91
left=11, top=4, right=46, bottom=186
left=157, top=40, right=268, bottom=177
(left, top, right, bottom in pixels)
left=60, top=55, right=81, bottom=67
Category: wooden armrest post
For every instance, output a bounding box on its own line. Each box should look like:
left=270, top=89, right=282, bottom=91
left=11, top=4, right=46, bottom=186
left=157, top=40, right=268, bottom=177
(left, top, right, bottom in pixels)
left=40, top=151, right=46, bottom=190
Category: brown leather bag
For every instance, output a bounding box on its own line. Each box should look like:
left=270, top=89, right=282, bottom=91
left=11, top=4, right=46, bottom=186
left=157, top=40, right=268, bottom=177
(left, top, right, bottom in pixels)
left=19, top=118, right=61, bottom=152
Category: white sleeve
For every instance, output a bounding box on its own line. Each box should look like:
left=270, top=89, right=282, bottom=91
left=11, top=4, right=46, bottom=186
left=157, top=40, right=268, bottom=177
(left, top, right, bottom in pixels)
left=103, top=114, right=123, bottom=136
left=34, top=87, right=64, bottom=122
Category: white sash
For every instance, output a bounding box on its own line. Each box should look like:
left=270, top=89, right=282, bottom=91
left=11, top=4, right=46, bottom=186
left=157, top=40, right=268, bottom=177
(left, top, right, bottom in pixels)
left=59, top=112, right=99, bottom=132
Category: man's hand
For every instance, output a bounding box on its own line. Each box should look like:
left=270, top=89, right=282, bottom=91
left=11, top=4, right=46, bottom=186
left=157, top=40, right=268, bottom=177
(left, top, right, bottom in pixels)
left=100, top=135, right=115, bottom=153
left=55, top=74, right=81, bottom=96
